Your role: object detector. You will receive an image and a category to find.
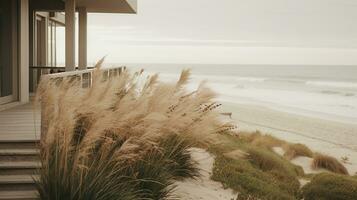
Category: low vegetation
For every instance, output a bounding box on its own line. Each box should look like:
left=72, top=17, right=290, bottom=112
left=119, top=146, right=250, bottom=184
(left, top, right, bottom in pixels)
left=312, top=153, right=348, bottom=175
left=35, top=63, right=229, bottom=200
left=239, top=131, right=313, bottom=160
left=239, top=131, right=283, bottom=149
left=302, top=173, right=357, bottom=200
left=210, top=132, right=356, bottom=200
left=283, top=143, right=313, bottom=160
left=210, top=133, right=302, bottom=200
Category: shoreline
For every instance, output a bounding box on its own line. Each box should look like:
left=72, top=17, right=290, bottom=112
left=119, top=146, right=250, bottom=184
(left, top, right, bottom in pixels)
left=220, top=101, right=357, bottom=175
left=217, top=97, right=357, bottom=125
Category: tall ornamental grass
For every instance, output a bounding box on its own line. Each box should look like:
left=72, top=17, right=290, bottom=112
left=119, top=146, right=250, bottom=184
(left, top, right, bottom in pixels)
left=35, top=62, right=229, bottom=200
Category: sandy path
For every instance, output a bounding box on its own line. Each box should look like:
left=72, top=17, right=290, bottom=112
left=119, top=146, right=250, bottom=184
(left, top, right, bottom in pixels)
left=221, top=102, right=357, bottom=175
left=173, top=148, right=236, bottom=200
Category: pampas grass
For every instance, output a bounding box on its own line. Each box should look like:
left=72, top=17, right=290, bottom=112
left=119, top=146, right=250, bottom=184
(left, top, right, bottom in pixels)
left=35, top=63, right=226, bottom=199
left=311, top=153, right=348, bottom=175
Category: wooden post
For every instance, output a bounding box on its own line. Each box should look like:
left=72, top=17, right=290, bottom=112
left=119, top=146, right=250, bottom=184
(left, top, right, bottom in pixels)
left=78, top=7, right=87, bottom=70
left=19, top=0, right=29, bottom=103
left=65, top=0, right=75, bottom=71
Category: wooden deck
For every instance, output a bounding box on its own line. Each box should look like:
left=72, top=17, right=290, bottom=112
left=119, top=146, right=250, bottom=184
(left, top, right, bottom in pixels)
left=0, top=103, right=40, bottom=141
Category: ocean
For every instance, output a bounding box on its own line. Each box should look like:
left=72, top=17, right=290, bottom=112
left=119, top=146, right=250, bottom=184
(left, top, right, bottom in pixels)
left=125, top=64, right=357, bottom=124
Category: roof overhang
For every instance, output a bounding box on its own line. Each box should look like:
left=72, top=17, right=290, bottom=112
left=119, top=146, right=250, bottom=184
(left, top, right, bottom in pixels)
left=75, top=0, right=137, bottom=13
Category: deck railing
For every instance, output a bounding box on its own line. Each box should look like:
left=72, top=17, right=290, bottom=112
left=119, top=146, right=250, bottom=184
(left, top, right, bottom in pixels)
left=38, top=66, right=125, bottom=141
left=30, top=66, right=125, bottom=89
left=30, top=66, right=94, bottom=92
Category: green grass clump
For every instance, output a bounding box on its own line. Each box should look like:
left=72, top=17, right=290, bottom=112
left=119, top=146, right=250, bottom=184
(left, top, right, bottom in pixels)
left=312, top=153, right=348, bottom=175
left=302, top=173, right=357, bottom=200
left=210, top=133, right=302, bottom=200
left=212, top=155, right=297, bottom=200
left=239, top=131, right=283, bottom=150
left=283, top=143, right=313, bottom=160
left=158, top=134, right=200, bottom=180
left=247, top=147, right=303, bottom=177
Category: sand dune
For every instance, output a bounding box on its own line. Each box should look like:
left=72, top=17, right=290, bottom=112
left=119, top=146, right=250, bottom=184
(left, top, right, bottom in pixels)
left=221, top=102, right=357, bottom=175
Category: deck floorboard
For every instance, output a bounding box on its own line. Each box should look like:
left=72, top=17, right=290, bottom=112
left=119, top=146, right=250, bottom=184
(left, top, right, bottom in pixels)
left=0, top=104, right=40, bottom=141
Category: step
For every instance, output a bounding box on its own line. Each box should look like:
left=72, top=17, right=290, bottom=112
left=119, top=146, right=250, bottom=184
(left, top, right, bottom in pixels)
left=0, top=149, right=39, bottom=156
left=0, top=161, right=40, bottom=176
left=0, top=149, right=39, bottom=162
left=0, top=169, right=38, bottom=176
left=0, top=175, right=38, bottom=191
left=0, top=190, right=38, bottom=200
left=0, top=175, right=38, bottom=184
left=0, top=140, right=39, bottom=150
left=0, top=161, right=40, bottom=169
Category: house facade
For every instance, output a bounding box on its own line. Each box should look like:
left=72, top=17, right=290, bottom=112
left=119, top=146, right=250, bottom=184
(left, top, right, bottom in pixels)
left=0, top=0, right=137, bottom=110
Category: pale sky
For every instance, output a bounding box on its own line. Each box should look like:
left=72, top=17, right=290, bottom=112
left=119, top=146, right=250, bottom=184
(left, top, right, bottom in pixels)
left=58, top=0, right=357, bottom=65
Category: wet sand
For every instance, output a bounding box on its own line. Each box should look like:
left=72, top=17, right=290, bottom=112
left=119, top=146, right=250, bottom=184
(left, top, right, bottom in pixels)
left=220, top=102, right=357, bottom=175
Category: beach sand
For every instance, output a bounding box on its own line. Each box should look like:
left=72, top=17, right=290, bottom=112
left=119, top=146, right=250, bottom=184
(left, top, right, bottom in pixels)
left=220, top=102, right=357, bottom=175
left=174, top=148, right=236, bottom=200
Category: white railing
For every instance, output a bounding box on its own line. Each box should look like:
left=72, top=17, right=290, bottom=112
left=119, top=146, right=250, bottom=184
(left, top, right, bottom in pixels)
left=40, top=66, right=125, bottom=88
left=39, top=66, right=125, bottom=141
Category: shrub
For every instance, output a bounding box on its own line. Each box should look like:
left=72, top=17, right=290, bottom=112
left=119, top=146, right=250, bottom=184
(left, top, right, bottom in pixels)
left=240, top=132, right=283, bottom=150
left=283, top=143, right=313, bottom=160
left=212, top=155, right=297, bottom=200
left=210, top=133, right=302, bottom=200
left=36, top=64, right=225, bottom=199
left=247, top=147, right=302, bottom=196
left=312, top=154, right=348, bottom=175
left=247, top=147, right=304, bottom=177
left=302, top=173, right=357, bottom=200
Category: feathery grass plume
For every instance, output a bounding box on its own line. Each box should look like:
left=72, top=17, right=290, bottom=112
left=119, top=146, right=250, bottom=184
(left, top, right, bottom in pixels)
left=311, top=153, right=348, bottom=175
left=36, top=62, right=225, bottom=199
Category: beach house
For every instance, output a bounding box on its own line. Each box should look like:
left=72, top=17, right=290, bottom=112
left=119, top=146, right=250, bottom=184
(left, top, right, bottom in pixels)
left=0, top=0, right=136, bottom=199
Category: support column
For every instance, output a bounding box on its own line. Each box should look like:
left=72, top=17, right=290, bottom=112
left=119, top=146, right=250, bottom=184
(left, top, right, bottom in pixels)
left=78, top=7, right=87, bottom=70
left=65, top=0, right=75, bottom=71
left=19, top=0, right=29, bottom=103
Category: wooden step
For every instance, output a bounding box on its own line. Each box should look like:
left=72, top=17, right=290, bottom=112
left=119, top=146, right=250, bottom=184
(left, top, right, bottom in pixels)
left=0, top=140, right=39, bottom=150
left=0, top=149, right=39, bottom=156
left=0, top=161, right=40, bottom=176
left=0, top=161, right=40, bottom=169
left=0, top=149, right=39, bottom=162
left=0, top=175, right=38, bottom=191
left=0, top=175, right=38, bottom=184
left=0, top=190, right=38, bottom=200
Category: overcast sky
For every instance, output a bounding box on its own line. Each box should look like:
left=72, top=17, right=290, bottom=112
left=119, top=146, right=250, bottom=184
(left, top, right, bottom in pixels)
left=59, top=0, right=357, bottom=65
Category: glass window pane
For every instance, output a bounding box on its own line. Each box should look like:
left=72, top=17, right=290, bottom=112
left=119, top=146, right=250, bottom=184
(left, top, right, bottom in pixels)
left=0, top=0, right=15, bottom=98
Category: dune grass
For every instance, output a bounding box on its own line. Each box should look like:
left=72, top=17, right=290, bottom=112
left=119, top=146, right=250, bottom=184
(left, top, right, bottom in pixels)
left=312, top=153, right=348, bottom=175
left=210, top=132, right=356, bottom=199
left=210, top=133, right=302, bottom=200
left=239, top=131, right=284, bottom=150
left=239, top=132, right=313, bottom=160
left=35, top=63, right=227, bottom=200
left=283, top=143, right=313, bottom=160
left=302, top=173, right=357, bottom=200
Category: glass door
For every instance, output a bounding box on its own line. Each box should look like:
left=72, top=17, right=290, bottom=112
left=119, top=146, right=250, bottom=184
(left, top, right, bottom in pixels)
left=0, top=0, right=18, bottom=105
